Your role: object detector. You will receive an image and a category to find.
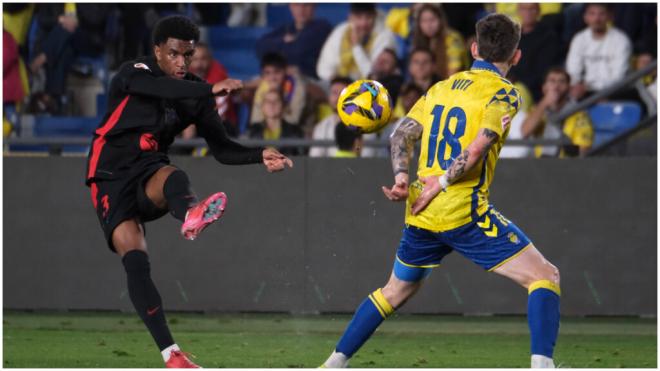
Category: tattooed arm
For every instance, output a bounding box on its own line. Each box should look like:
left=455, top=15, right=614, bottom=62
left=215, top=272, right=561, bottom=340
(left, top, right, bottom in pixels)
left=410, top=127, right=502, bottom=215
left=381, top=117, right=424, bottom=202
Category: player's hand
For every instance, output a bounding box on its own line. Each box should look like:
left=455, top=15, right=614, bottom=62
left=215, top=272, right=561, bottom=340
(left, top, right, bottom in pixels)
left=212, top=79, right=243, bottom=96
left=410, top=175, right=443, bottom=215
left=262, top=148, right=293, bottom=173
left=382, top=172, right=409, bottom=202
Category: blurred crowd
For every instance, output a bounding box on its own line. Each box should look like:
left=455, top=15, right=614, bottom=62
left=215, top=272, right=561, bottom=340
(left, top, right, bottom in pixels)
left=3, top=3, right=657, bottom=157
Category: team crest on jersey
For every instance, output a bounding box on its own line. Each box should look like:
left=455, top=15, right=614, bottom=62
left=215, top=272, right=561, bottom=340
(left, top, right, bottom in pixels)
left=508, top=232, right=520, bottom=244
left=134, top=63, right=151, bottom=71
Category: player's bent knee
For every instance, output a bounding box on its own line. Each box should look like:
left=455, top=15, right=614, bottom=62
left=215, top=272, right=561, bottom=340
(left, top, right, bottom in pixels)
left=382, top=277, right=423, bottom=309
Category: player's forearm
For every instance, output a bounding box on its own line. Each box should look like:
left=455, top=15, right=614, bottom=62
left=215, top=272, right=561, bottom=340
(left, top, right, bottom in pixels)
left=443, top=128, right=498, bottom=186
left=521, top=104, right=546, bottom=138
left=389, top=117, right=423, bottom=175
left=197, top=111, right=264, bottom=165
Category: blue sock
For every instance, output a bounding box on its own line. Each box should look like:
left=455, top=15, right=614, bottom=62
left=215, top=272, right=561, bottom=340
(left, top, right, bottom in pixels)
left=528, top=280, right=561, bottom=358
left=335, top=288, right=394, bottom=357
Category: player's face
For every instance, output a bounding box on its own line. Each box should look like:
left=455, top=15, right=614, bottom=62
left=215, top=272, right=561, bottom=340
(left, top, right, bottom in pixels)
left=154, top=38, right=195, bottom=79
left=329, top=82, right=348, bottom=110
left=349, top=12, right=376, bottom=37
left=543, top=72, right=570, bottom=99
left=584, top=5, right=609, bottom=33
left=262, top=66, right=286, bottom=88
left=409, top=52, right=433, bottom=80
left=419, top=9, right=441, bottom=37
left=517, top=3, right=540, bottom=28
left=289, top=3, right=315, bottom=26
left=189, top=46, right=211, bottom=79
left=261, top=91, right=284, bottom=119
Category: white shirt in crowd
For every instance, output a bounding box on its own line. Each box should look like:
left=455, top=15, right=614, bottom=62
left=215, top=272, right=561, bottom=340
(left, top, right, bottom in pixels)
left=309, top=114, right=339, bottom=157
left=316, top=21, right=396, bottom=81
left=500, top=110, right=533, bottom=158
left=565, top=26, right=631, bottom=91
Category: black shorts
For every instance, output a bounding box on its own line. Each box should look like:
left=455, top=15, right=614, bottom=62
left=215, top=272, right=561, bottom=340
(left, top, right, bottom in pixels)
left=89, top=162, right=170, bottom=252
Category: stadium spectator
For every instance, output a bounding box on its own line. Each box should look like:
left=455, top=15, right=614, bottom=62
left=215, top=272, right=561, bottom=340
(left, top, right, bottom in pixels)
left=510, top=3, right=562, bottom=102
left=4, top=30, right=24, bottom=137
left=522, top=67, right=594, bottom=157
left=29, top=3, right=111, bottom=114
left=316, top=3, right=396, bottom=81
left=411, top=4, right=468, bottom=80
left=249, top=89, right=304, bottom=156
left=368, top=48, right=403, bottom=104
left=565, top=3, right=632, bottom=100
left=391, top=82, right=424, bottom=121
left=183, top=42, right=237, bottom=137
left=333, top=121, right=362, bottom=158
left=407, top=47, right=440, bottom=91
left=4, top=30, right=24, bottom=107
left=612, top=3, right=657, bottom=55
left=310, top=77, right=352, bottom=158
left=256, top=3, right=332, bottom=80
left=249, top=53, right=308, bottom=129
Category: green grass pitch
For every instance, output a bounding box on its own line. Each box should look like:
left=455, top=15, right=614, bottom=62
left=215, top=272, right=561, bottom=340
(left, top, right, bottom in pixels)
left=3, top=311, right=656, bottom=368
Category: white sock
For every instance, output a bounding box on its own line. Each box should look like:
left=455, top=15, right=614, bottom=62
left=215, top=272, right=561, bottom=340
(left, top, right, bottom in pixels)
left=161, top=343, right=181, bottom=362
left=531, top=354, right=555, bottom=368
left=323, top=351, right=349, bottom=368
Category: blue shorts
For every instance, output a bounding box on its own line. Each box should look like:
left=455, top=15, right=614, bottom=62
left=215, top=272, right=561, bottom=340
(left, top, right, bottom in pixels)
left=394, top=207, right=532, bottom=282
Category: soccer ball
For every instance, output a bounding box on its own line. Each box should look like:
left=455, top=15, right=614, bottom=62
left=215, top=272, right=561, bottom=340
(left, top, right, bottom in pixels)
left=337, top=79, right=392, bottom=133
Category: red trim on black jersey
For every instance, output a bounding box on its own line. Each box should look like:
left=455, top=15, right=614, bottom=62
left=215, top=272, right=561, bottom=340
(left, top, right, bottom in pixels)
left=87, top=96, right=131, bottom=180
left=90, top=182, right=99, bottom=209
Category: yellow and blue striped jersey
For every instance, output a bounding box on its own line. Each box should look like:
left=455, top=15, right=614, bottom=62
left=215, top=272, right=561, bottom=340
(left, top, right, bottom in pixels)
left=405, top=60, right=521, bottom=232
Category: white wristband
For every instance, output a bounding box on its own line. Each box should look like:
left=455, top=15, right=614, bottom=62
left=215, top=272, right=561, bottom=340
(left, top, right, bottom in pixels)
left=439, top=174, right=450, bottom=190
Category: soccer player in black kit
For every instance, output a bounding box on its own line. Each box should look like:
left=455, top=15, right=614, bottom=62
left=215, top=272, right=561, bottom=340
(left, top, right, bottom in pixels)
left=85, top=16, right=293, bottom=368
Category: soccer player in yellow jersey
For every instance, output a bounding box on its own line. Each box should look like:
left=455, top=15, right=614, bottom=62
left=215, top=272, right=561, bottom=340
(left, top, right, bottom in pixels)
left=323, top=14, right=561, bottom=369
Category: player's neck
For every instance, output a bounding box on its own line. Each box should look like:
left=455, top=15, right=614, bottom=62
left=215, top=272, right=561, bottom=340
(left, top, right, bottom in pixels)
left=491, top=62, right=511, bottom=77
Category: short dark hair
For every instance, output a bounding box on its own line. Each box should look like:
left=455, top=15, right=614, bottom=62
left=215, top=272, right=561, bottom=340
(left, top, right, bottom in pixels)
left=350, top=3, right=376, bottom=15
left=544, top=66, right=571, bottom=84
left=330, top=76, right=353, bottom=87
left=152, top=15, right=200, bottom=46
left=261, top=52, right=287, bottom=70
left=410, top=47, right=435, bottom=62
left=584, top=3, right=612, bottom=14
left=335, top=123, right=361, bottom=151
left=475, top=13, right=521, bottom=63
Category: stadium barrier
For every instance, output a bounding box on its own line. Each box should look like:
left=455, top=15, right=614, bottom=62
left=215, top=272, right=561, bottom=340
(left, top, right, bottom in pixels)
left=3, top=156, right=656, bottom=316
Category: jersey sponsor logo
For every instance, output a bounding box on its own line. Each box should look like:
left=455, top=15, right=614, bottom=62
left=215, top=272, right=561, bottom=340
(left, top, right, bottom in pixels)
left=134, top=63, right=151, bottom=71
left=140, top=133, right=159, bottom=152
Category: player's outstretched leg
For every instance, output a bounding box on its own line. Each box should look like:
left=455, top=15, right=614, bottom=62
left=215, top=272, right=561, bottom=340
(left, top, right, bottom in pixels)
left=146, top=166, right=227, bottom=240
left=493, top=244, right=560, bottom=368
left=113, top=219, right=200, bottom=368
left=323, top=264, right=427, bottom=368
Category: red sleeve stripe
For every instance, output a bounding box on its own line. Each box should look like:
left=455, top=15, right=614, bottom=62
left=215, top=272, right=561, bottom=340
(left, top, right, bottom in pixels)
left=86, top=96, right=131, bottom=180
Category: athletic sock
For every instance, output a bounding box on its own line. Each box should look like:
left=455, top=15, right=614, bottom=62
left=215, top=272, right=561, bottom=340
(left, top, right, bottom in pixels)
left=161, top=343, right=181, bottom=362
left=122, top=250, right=175, bottom=351
left=333, top=288, right=395, bottom=360
left=163, top=169, right=198, bottom=222
left=528, top=280, right=561, bottom=361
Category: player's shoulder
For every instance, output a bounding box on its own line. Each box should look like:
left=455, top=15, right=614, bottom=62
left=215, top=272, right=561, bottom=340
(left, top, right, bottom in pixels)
left=117, top=56, right=158, bottom=77
left=481, top=76, right=521, bottom=112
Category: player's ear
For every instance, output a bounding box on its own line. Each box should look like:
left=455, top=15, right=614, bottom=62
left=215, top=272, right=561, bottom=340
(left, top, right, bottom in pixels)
left=511, top=49, right=522, bottom=66
left=153, top=45, right=161, bottom=62
left=470, top=42, right=479, bottom=60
